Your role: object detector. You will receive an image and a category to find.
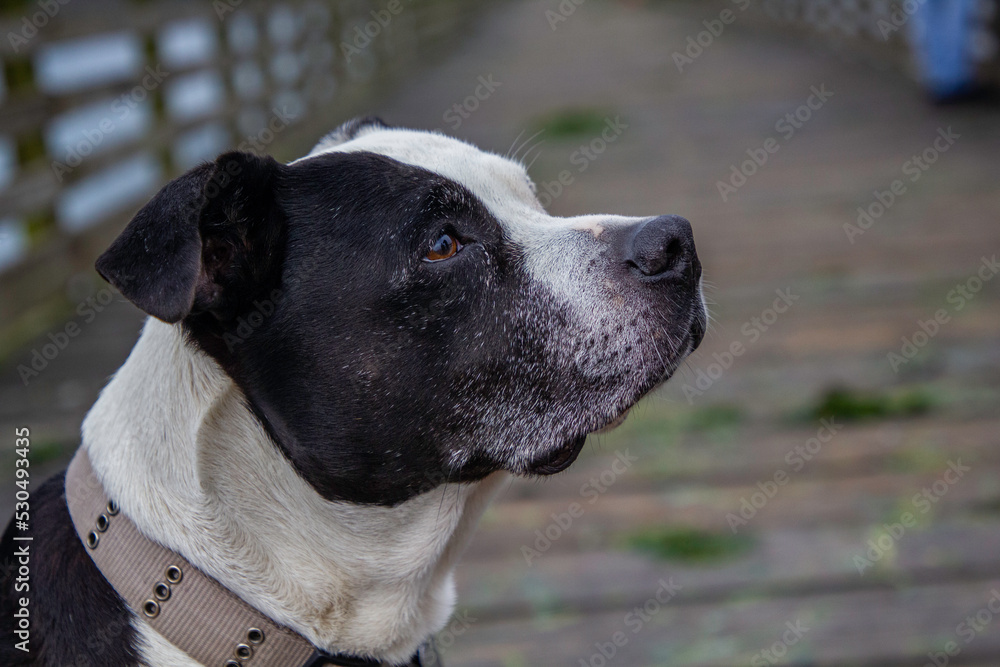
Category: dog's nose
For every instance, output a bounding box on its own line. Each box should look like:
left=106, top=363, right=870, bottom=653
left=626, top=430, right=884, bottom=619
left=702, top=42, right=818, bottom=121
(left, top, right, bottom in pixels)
left=625, top=215, right=696, bottom=278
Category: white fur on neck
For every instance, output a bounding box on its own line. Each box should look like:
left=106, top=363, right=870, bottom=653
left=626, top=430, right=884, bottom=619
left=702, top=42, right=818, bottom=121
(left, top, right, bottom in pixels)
left=82, top=318, right=505, bottom=666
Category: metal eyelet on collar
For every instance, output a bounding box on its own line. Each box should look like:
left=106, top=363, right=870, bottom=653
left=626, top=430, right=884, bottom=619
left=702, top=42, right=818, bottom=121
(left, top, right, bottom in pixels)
left=247, top=627, right=264, bottom=644
left=142, top=599, right=160, bottom=618
left=225, top=661, right=242, bottom=667
left=235, top=643, right=253, bottom=660
left=153, top=582, right=171, bottom=601
left=106, top=499, right=120, bottom=516
left=86, top=531, right=99, bottom=549
left=166, top=565, right=183, bottom=584
left=95, top=514, right=110, bottom=532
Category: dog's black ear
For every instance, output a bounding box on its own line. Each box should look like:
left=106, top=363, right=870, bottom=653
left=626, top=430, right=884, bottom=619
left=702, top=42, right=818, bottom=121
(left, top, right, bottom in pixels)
left=96, top=152, right=284, bottom=323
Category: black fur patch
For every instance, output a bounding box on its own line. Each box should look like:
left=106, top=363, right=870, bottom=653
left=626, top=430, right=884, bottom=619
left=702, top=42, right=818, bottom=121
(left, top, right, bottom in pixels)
left=0, top=473, right=139, bottom=667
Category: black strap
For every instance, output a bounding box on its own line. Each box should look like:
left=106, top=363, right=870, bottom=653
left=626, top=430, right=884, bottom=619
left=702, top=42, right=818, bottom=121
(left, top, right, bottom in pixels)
left=302, top=649, right=385, bottom=666
left=302, top=638, right=436, bottom=666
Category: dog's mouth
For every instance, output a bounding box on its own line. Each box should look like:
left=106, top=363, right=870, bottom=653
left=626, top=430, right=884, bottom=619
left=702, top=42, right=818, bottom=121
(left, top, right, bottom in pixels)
left=524, top=313, right=705, bottom=477
left=527, top=406, right=633, bottom=475
left=529, top=434, right=588, bottom=475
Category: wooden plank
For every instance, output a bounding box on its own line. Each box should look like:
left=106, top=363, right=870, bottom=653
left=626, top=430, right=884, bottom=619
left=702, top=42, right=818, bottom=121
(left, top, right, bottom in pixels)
left=468, top=462, right=1000, bottom=561
left=456, top=519, right=1000, bottom=621
left=441, top=579, right=1000, bottom=667
left=495, top=416, right=1000, bottom=503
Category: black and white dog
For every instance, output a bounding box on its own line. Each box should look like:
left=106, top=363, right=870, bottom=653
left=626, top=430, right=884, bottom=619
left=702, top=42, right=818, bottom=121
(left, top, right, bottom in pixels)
left=0, top=118, right=705, bottom=666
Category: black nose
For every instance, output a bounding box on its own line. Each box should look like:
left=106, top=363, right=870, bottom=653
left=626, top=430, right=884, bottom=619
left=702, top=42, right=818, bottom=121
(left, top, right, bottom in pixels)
left=625, top=215, right=697, bottom=278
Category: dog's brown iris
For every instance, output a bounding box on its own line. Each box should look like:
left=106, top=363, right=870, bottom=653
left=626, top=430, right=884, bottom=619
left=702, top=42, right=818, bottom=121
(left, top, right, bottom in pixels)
left=425, top=233, right=461, bottom=262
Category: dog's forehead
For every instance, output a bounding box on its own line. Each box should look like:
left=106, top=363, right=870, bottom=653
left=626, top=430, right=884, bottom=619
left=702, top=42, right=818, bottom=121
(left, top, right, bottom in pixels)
left=304, top=128, right=539, bottom=215
left=297, top=126, right=645, bottom=299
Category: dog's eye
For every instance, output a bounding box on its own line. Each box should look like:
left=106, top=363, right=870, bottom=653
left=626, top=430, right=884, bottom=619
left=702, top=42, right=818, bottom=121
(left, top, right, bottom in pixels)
left=425, top=233, right=461, bottom=262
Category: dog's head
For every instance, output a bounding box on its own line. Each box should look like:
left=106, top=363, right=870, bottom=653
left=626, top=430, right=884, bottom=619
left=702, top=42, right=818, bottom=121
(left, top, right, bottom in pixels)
left=97, top=117, right=706, bottom=505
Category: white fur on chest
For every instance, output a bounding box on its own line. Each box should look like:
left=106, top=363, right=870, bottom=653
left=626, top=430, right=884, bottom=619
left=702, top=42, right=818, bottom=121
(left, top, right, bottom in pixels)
left=82, top=319, right=505, bottom=665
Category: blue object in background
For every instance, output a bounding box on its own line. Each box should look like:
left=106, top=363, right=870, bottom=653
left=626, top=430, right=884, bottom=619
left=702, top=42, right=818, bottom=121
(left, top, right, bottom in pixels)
left=908, top=0, right=979, bottom=100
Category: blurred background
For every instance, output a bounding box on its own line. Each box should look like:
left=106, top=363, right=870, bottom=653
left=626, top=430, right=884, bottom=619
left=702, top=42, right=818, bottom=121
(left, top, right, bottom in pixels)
left=1, top=0, right=999, bottom=665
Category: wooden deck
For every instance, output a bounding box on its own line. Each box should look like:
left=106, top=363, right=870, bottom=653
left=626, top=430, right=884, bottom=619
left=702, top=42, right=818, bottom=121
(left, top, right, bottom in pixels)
left=2, top=1, right=999, bottom=665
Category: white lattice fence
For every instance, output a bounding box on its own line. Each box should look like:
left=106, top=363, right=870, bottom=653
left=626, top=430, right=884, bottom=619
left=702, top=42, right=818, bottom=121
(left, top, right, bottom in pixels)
left=0, top=0, right=477, bottom=351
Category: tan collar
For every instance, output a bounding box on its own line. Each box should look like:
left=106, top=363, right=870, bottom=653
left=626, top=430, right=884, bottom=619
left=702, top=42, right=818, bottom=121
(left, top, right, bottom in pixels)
left=65, top=448, right=429, bottom=667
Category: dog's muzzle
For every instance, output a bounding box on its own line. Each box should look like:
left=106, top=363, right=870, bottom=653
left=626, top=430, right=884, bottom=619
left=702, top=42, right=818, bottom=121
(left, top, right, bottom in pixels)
left=523, top=213, right=706, bottom=477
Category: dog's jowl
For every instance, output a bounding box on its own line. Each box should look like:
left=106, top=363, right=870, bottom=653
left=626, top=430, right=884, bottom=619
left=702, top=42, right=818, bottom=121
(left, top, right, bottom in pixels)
left=0, top=118, right=705, bottom=667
